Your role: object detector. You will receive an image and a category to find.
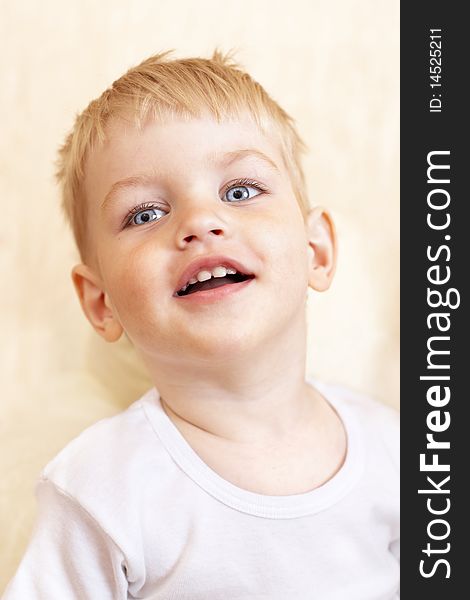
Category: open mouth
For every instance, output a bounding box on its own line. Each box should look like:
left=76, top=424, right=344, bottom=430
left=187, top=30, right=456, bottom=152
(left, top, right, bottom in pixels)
left=176, top=272, right=254, bottom=297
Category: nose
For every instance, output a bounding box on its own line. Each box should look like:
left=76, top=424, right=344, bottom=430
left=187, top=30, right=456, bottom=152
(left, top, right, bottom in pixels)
left=175, top=202, right=228, bottom=249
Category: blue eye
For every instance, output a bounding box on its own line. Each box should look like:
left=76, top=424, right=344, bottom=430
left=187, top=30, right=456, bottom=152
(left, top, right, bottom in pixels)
left=224, top=183, right=263, bottom=203
left=130, top=206, right=167, bottom=226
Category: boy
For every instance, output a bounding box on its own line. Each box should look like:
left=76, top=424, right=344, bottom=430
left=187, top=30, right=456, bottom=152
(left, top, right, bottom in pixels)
left=3, top=50, right=399, bottom=598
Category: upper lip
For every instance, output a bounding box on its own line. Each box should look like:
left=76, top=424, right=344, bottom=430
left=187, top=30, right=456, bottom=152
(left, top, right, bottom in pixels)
left=173, top=254, right=255, bottom=295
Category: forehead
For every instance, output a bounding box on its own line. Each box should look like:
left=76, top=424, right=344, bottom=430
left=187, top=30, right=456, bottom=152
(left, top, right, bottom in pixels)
left=83, top=114, right=286, bottom=205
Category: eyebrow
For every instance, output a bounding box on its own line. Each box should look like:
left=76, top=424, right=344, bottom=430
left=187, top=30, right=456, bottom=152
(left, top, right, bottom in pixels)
left=101, top=148, right=279, bottom=211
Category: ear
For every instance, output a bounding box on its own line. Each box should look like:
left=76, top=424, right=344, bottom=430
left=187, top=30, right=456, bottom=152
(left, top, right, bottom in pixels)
left=71, top=264, right=123, bottom=342
left=305, top=206, right=337, bottom=292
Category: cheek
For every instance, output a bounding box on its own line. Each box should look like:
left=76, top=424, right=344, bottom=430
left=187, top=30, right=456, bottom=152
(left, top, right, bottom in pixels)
left=253, top=214, right=310, bottom=302
left=260, top=209, right=308, bottom=270
left=101, top=242, right=170, bottom=319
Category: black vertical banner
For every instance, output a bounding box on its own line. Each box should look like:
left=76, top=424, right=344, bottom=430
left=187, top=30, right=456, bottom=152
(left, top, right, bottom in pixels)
left=401, top=2, right=467, bottom=597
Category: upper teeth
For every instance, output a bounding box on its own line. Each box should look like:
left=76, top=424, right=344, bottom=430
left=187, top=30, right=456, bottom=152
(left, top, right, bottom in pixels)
left=180, top=266, right=238, bottom=292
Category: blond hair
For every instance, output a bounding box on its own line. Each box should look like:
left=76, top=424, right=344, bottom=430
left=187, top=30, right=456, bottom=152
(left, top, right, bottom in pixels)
left=55, top=49, right=309, bottom=261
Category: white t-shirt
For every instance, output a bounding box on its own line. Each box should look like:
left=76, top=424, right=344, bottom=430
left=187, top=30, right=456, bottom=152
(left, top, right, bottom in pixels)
left=3, top=380, right=400, bottom=599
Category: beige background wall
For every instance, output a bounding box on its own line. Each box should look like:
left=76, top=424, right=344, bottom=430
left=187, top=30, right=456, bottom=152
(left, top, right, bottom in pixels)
left=0, top=0, right=399, bottom=590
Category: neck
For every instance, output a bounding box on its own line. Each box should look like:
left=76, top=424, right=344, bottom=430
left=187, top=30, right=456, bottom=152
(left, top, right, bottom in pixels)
left=140, top=311, right=319, bottom=445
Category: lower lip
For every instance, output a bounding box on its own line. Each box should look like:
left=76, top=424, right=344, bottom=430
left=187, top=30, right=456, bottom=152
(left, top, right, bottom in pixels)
left=174, top=277, right=255, bottom=304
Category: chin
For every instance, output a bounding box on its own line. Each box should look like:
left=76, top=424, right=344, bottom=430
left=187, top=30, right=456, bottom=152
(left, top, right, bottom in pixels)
left=184, top=321, right=269, bottom=361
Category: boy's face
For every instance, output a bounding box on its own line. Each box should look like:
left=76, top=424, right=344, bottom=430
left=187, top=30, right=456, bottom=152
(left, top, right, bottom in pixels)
left=78, top=114, right=334, bottom=364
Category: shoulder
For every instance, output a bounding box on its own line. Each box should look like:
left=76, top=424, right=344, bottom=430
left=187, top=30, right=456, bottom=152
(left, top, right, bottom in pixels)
left=41, top=388, right=165, bottom=501
left=311, top=378, right=399, bottom=427
left=312, top=379, right=399, bottom=472
left=34, top=387, right=185, bottom=558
